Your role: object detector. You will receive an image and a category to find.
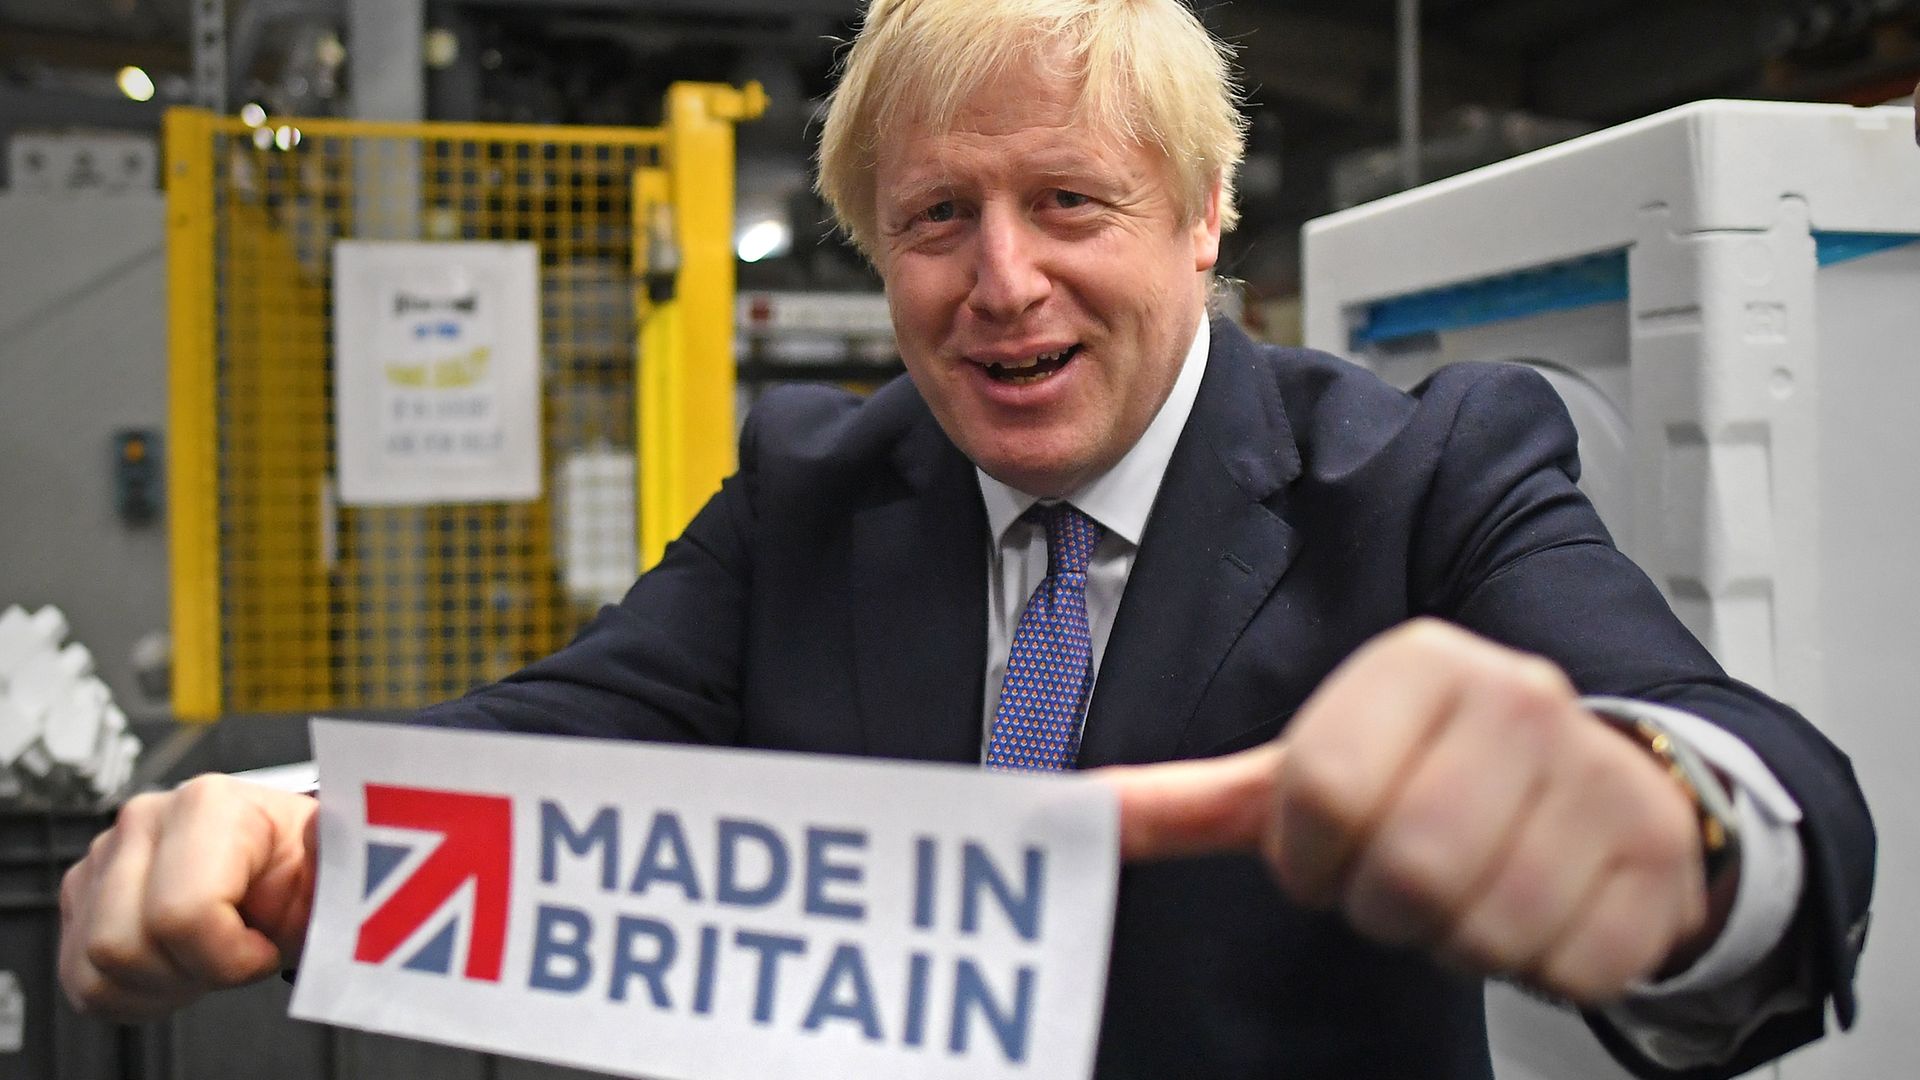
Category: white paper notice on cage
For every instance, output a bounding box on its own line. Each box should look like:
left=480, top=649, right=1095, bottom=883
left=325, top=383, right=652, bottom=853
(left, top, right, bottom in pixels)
left=332, top=241, right=544, bottom=507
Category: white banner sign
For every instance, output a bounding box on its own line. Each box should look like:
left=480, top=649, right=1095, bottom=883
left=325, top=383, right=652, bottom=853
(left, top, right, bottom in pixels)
left=291, top=721, right=1120, bottom=1080
left=332, top=241, right=543, bottom=505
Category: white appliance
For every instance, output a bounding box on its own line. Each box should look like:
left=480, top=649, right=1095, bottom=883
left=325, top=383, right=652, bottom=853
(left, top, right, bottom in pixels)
left=1304, top=100, right=1920, bottom=1080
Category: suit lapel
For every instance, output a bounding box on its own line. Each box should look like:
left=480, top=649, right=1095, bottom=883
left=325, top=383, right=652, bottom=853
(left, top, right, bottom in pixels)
left=1077, top=320, right=1304, bottom=767
left=851, top=410, right=990, bottom=764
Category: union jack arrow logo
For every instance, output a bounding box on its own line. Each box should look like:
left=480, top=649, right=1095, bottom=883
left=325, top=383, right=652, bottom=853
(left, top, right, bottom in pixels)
left=353, top=784, right=513, bottom=982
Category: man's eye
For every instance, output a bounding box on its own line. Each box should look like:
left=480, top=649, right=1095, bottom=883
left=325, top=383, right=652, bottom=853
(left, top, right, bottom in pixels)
left=1052, top=190, right=1092, bottom=209
left=920, top=200, right=957, bottom=223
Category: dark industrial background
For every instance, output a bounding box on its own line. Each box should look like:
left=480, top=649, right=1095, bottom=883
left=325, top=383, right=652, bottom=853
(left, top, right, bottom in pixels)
left=2, top=3, right=1916, bottom=1079
left=7, top=0, right=1920, bottom=302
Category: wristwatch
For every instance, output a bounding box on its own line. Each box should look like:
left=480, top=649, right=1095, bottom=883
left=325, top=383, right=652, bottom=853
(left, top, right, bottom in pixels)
left=1585, top=699, right=1742, bottom=891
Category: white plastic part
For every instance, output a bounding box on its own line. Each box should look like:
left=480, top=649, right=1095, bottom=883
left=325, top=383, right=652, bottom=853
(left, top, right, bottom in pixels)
left=55, top=642, right=94, bottom=680
left=0, top=606, right=37, bottom=678
left=557, top=447, right=638, bottom=609
left=31, top=605, right=69, bottom=647
left=8, top=642, right=96, bottom=719
left=0, top=696, right=36, bottom=766
left=15, top=742, right=51, bottom=778
left=1, top=601, right=139, bottom=801
left=5, top=648, right=64, bottom=719
left=43, top=678, right=108, bottom=769
left=1303, top=99, right=1920, bottom=1080
left=90, top=736, right=122, bottom=796
left=91, top=732, right=141, bottom=798
left=0, top=604, right=71, bottom=681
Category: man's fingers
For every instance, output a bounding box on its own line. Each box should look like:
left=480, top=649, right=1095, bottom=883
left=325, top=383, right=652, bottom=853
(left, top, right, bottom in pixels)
left=1100, top=741, right=1285, bottom=861
left=144, top=776, right=308, bottom=987
left=58, top=798, right=199, bottom=1019
left=78, top=808, right=195, bottom=994
left=1532, top=864, right=1688, bottom=1003
left=1437, top=716, right=1706, bottom=987
left=1436, top=769, right=1613, bottom=975
left=1268, top=619, right=1478, bottom=903
left=59, top=960, right=191, bottom=1023
left=58, top=777, right=316, bottom=1021
left=1338, top=670, right=1567, bottom=946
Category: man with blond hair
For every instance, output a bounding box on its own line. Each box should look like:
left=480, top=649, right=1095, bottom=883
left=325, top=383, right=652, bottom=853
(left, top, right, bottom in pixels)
left=61, top=2, right=1871, bottom=1077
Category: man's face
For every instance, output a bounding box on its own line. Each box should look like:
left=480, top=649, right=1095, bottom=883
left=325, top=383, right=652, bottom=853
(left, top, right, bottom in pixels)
left=871, top=64, right=1222, bottom=497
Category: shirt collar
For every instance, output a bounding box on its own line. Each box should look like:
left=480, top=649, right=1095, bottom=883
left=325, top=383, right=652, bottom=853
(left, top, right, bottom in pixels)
left=977, top=312, right=1211, bottom=547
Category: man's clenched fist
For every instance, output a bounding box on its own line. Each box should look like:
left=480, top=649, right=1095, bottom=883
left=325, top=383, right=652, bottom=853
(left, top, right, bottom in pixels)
left=1102, top=618, right=1718, bottom=1004
left=60, top=774, right=319, bottom=1020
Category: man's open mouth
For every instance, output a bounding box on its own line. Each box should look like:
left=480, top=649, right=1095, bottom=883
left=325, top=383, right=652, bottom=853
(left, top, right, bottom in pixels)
left=981, top=344, right=1081, bottom=385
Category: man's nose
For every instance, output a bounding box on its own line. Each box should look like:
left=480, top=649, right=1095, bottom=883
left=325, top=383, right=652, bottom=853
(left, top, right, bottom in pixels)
left=966, top=210, right=1050, bottom=322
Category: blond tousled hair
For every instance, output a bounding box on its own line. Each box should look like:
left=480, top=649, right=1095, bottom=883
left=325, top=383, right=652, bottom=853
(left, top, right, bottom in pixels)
left=816, top=0, right=1247, bottom=259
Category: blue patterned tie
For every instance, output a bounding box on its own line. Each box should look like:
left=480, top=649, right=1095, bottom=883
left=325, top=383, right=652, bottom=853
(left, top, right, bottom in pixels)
left=986, top=503, right=1104, bottom=771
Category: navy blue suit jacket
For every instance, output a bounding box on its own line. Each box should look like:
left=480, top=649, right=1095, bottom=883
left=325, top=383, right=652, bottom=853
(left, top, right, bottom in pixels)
left=419, top=320, right=1872, bottom=1079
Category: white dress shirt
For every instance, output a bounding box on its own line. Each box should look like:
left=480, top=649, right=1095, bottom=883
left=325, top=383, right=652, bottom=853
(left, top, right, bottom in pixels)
left=973, top=313, right=1808, bottom=1068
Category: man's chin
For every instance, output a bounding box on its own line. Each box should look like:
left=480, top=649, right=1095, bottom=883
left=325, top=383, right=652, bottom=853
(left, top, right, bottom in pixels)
left=971, top=452, right=1097, bottom=500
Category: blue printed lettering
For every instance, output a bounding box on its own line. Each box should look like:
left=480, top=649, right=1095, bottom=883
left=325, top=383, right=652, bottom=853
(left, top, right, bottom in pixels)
left=803, top=828, right=867, bottom=921
left=692, top=924, right=721, bottom=1015
left=733, top=930, right=806, bottom=1024
left=801, top=942, right=882, bottom=1041
left=717, top=818, right=790, bottom=907
left=948, top=959, right=1034, bottom=1064
left=528, top=904, right=593, bottom=993
left=539, top=802, right=618, bottom=890
left=629, top=811, right=703, bottom=901
left=610, top=916, right=677, bottom=1008
left=912, top=836, right=938, bottom=930
left=903, top=951, right=932, bottom=1047
left=960, top=843, right=1045, bottom=941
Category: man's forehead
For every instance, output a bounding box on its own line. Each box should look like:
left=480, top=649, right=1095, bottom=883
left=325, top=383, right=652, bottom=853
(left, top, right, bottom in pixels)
left=876, top=137, right=1162, bottom=212
left=875, top=103, right=1157, bottom=193
left=874, top=48, right=1151, bottom=159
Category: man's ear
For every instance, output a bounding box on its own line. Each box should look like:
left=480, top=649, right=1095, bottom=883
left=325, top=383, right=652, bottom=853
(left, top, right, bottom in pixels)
left=1191, top=177, right=1223, bottom=273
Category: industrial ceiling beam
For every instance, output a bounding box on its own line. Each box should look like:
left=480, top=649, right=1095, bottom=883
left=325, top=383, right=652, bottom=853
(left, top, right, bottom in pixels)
left=1450, top=0, right=1649, bottom=51
left=0, top=25, right=191, bottom=73
left=1530, top=0, right=1774, bottom=119
left=0, top=82, right=163, bottom=129
left=1212, top=6, right=1523, bottom=125
left=445, top=0, right=856, bottom=21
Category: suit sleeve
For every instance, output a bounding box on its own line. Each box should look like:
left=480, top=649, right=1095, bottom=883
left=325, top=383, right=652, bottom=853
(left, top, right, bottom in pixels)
left=1406, top=363, right=1875, bottom=1080
left=405, top=409, right=768, bottom=746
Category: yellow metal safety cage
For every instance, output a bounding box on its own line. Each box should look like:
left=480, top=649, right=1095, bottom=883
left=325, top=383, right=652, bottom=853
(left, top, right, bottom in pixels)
left=167, top=83, right=764, bottom=721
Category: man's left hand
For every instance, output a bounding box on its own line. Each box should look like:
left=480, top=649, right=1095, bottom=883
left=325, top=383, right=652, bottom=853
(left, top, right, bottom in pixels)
left=1097, top=618, right=1717, bottom=1004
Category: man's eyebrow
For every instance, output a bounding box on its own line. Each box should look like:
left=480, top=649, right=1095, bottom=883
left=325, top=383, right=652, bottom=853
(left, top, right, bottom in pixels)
left=883, top=177, right=959, bottom=208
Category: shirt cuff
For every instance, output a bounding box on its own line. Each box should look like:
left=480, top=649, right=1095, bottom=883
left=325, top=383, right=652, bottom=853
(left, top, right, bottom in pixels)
left=229, top=759, right=320, bottom=795
left=1580, top=697, right=1808, bottom=1067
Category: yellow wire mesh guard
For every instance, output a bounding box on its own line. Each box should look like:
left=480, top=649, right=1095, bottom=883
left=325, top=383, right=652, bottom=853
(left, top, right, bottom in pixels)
left=166, top=97, right=753, bottom=719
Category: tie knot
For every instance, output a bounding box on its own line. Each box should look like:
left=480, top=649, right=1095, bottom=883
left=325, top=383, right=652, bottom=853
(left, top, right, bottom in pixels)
left=1030, top=502, right=1102, bottom=577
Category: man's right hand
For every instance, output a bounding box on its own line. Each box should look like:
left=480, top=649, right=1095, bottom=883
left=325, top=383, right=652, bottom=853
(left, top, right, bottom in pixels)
left=59, top=774, right=318, bottom=1020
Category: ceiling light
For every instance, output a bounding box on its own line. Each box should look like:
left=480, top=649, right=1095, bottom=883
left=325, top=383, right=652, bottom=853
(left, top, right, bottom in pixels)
left=117, top=66, right=156, bottom=103
left=736, top=218, right=792, bottom=263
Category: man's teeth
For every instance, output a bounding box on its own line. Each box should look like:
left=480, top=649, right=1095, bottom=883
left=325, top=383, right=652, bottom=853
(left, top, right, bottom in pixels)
left=992, top=349, right=1070, bottom=372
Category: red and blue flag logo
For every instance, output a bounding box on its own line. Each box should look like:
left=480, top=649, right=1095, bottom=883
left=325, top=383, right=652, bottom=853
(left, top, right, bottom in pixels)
left=353, top=784, right=514, bottom=981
